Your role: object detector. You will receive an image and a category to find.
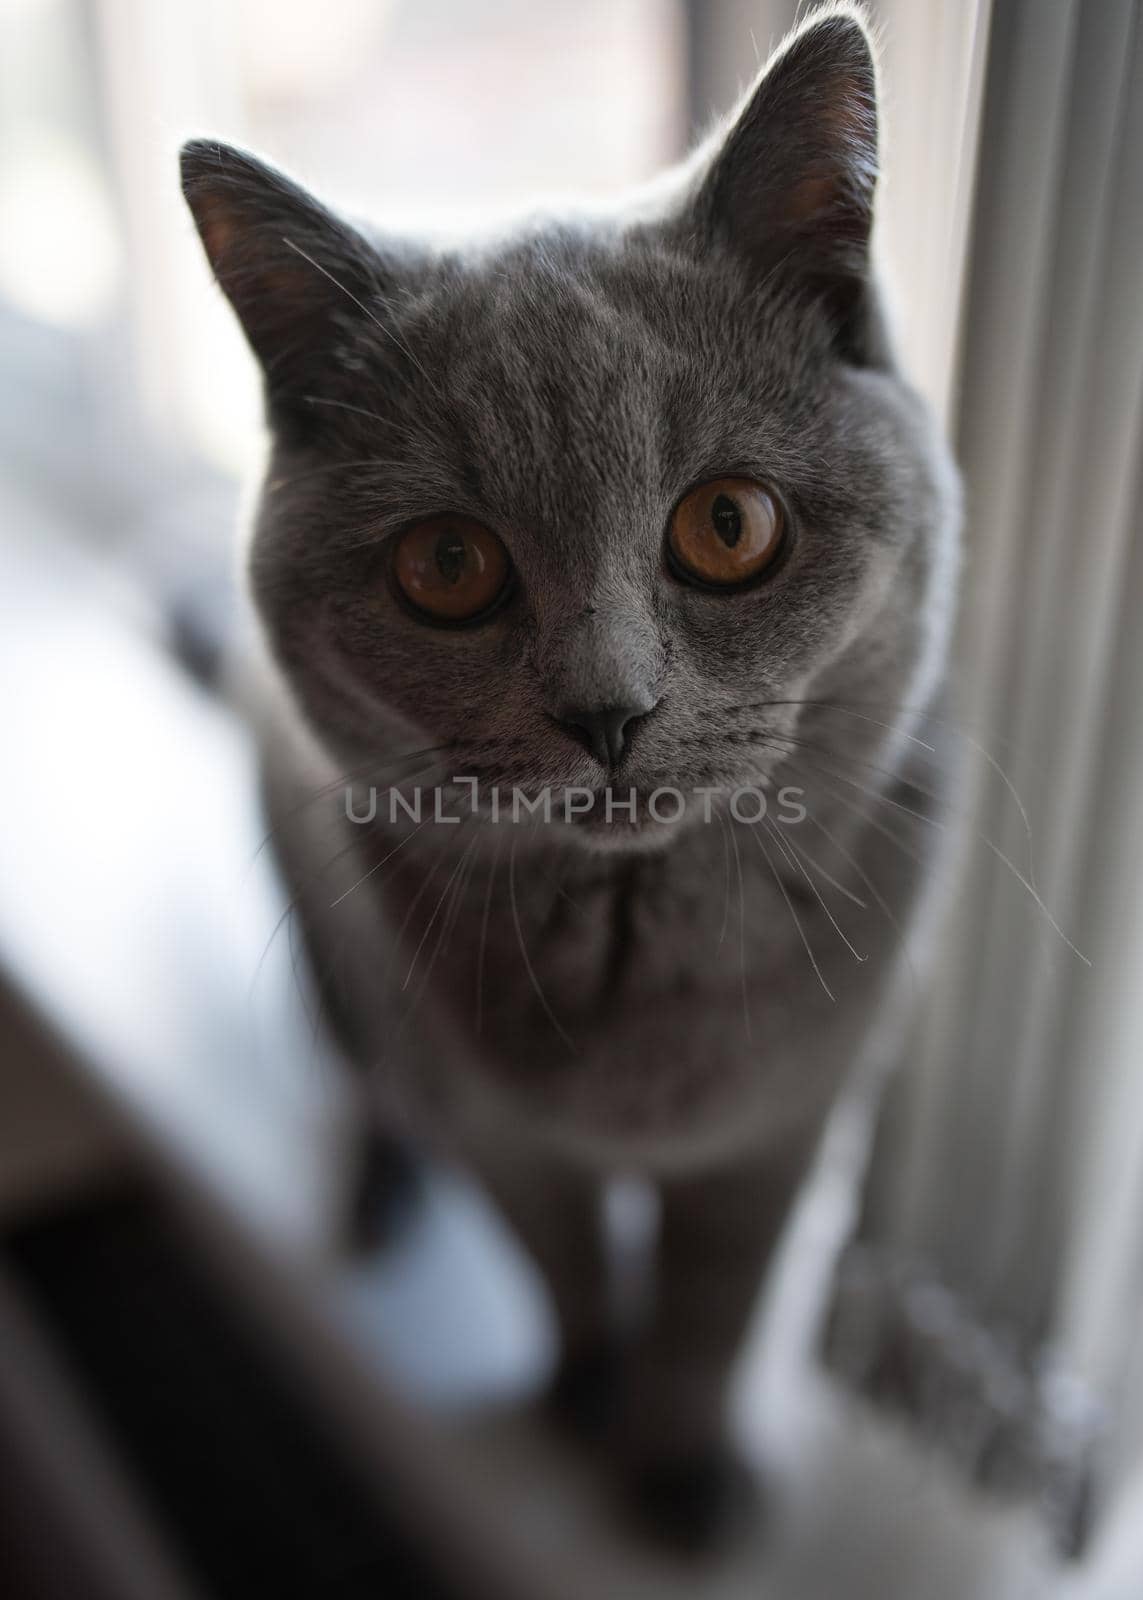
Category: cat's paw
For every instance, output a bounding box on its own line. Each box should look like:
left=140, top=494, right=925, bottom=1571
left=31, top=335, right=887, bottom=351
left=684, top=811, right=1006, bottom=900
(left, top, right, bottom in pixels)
left=624, top=1445, right=759, bottom=1555
left=544, top=1340, right=623, bottom=1442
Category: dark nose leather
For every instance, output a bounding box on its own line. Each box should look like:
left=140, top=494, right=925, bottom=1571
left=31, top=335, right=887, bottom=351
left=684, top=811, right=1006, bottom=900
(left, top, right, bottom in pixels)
left=556, top=703, right=648, bottom=769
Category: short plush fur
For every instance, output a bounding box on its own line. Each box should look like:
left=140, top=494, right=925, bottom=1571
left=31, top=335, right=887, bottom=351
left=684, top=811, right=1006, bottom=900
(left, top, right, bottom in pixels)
left=182, top=5, right=959, bottom=1548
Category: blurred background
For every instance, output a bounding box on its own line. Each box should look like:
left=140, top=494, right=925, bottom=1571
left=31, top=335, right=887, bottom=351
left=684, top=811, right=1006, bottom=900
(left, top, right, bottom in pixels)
left=2, top=1, right=1142, bottom=1597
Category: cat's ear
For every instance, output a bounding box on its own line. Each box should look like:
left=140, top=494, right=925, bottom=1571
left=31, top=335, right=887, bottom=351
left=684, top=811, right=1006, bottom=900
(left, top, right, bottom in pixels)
left=688, top=7, right=881, bottom=353
left=180, top=140, right=391, bottom=408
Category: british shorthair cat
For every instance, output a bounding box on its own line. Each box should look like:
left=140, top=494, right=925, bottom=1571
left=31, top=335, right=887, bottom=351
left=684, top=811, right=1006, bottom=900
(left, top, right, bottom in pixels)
left=182, top=4, right=959, bottom=1548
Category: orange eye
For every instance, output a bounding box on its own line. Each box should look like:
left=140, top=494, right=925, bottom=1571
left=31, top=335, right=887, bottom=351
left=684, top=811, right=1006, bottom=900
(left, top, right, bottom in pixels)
left=392, top=516, right=511, bottom=623
left=667, top=478, right=785, bottom=588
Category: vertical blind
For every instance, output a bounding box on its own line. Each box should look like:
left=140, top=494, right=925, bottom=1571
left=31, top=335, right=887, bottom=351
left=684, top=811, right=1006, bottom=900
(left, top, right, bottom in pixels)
left=825, top=0, right=1143, bottom=1561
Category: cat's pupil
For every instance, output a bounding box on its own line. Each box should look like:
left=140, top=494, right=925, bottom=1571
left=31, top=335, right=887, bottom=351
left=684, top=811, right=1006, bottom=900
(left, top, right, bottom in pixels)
left=711, top=494, right=742, bottom=548
left=435, top=532, right=467, bottom=585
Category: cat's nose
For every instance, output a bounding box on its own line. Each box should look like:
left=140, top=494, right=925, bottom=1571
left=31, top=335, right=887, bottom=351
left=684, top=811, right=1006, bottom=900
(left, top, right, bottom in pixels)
left=554, top=703, right=651, bottom=769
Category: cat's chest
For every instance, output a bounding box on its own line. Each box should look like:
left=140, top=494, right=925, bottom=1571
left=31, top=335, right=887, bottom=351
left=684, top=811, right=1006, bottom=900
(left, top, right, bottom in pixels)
left=376, top=827, right=903, bottom=1160
left=398, top=839, right=765, bottom=1033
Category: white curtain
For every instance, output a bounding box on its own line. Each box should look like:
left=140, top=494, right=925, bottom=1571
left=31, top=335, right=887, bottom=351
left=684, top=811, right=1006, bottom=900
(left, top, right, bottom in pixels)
left=824, top=0, right=1143, bottom=1560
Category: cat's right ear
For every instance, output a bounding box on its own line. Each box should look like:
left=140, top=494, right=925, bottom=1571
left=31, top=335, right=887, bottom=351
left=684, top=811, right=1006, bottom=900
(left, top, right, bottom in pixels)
left=683, top=8, right=884, bottom=361
left=180, top=140, right=390, bottom=407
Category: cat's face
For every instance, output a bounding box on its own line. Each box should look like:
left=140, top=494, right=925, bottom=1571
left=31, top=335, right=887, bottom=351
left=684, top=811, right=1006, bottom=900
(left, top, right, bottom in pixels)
left=183, top=9, right=957, bottom=853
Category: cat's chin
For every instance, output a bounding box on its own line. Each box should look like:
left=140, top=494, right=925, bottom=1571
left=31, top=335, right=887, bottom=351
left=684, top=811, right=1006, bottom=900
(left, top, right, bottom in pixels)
left=560, top=812, right=688, bottom=856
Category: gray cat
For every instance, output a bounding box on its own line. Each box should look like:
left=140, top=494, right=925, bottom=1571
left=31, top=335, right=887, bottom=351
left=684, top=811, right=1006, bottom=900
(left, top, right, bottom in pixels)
left=181, top=4, right=960, bottom=1549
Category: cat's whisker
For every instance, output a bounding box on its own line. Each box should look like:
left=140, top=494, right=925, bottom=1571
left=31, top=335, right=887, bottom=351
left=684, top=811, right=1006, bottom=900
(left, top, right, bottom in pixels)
left=301, top=395, right=401, bottom=430
left=734, top=698, right=936, bottom=754
left=329, top=810, right=435, bottom=909
left=802, top=702, right=935, bottom=754
left=758, top=729, right=950, bottom=815
left=977, top=839, right=1088, bottom=963
left=256, top=768, right=456, bottom=1038
left=770, top=741, right=1089, bottom=964
left=250, top=745, right=448, bottom=866
left=756, top=692, right=1041, bottom=890
left=475, top=827, right=504, bottom=1038
left=948, top=725, right=1041, bottom=897
left=741, top=695, right=1035, bottom=870
left=764, top=746, right=933, bottom=869
left=716, top=809, right=732, bottom=951
left=401, top=821, right=478, bottom=992
left=751, top=821, right=835, bottom=1002
left=509, top=831, right=574, bottom=1052
left=264, top=457, right=396, bottom=494
left=541, top=863, right=589, bottom=919
left=381, top=837, right=453, bottom=995
left=778, top=826, right=869, bottom=910
left=726, top=815, right=753, bottom=1042
left=386, top=835, right=480, bottom=1052
left=354, top=827, right=477, bottom=1095
left=439, top=828, right=482, bottom=956
left=803, top=802, right=920, bottom=992
left=281, top=237, right=436, bottom=388
left=284, top=881, right=321, bottom=1046
left=761, top=816, right=866, bottom=963
left=380, top=829, right=483, bottom=1057
left=252, top=826, right=371, bottom=999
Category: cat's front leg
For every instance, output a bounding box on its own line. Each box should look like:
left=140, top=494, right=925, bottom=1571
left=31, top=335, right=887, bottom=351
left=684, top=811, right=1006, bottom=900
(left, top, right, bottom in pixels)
left=471, top=1140, right=615, bottom=1434
left=622, top=1135, right=818, bottom=1549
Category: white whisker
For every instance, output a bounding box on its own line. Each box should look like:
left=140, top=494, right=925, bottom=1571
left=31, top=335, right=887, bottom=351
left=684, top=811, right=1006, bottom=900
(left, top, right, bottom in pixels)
left=763, top=817, right=865, bottom=962
left=475, top=827, right=504, bottom=1039
left=807, top=806, right=919, bottom=990
left=716, top=808, right=732, bottom=951
left=330, top=813, right=432, bottom=908
left=727, top=816, right=754, bottom=1041
left=778, top=825, right=869, bottom=909
left=509, top=832, right=574, bottom=1051
left=281, top=237, right=435, bottom=385
left=401, top=826, right=476, bottom=992
left=752, top=822, right=835, bottom=1001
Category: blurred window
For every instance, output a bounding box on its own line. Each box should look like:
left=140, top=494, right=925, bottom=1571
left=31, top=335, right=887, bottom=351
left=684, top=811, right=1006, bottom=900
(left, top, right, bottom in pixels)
left=0, top=0, right=686, bottom=487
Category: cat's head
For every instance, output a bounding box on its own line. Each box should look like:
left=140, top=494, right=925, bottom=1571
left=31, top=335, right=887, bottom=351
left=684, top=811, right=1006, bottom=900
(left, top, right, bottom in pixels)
left=182, top=6, right=958, bottom=853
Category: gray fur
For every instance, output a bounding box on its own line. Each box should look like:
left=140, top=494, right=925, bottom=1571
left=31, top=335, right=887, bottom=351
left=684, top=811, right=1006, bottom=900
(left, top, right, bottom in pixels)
left=182, top=5, right=959, bottom=1538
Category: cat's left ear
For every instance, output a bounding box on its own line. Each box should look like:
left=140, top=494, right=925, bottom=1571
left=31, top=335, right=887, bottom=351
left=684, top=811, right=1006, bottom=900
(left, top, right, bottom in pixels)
left=180, top=140, right=399, bottom=424
left=687, top=6, right=882, bottom=357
